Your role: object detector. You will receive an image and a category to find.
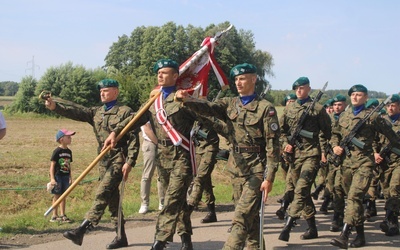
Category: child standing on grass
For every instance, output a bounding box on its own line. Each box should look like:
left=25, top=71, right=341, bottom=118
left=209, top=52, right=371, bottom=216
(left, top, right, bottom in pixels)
left=49, top=129, right=75, bottom=223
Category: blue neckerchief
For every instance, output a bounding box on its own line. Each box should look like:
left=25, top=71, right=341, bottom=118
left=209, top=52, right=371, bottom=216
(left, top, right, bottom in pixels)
left=352, top=104, right=365, bottom=116
left=161, top=86, right=176, bottom=99
left=334, top=113, right=341, bottom=120
left=104, top=100, right=117, bottom=111
left=297, top=96, right=311, bottom=105
left=389, top=113, right=400, bottom=123
left=240, top=93, right=257, bottom=105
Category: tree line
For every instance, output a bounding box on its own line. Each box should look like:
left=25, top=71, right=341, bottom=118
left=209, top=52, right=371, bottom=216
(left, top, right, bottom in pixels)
left=4, top=21, right=388, bottom=114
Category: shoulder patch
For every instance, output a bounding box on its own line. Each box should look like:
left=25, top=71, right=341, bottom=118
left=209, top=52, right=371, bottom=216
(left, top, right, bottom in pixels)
left=270, top=123, right=279, bottom=131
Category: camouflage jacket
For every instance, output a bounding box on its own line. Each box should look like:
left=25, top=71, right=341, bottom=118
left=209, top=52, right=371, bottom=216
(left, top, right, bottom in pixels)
left=331, top=107, right=400, bottom=161
left=192, top=120, right=220, bottom=154
left=377, top=114, right=400, bottom=165
left=280, top=98, right=332, bottom=158
left=184, top=96, right=280, bottom=181
left=113, top=91, right=197, bottom=169
left=53, top=102, right=139, bottom=167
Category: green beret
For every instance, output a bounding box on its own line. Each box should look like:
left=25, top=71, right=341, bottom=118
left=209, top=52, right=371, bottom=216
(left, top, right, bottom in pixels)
left=348, top=84, right=368, bottom=96
left=229, top=63, right=257, bottom=80
left=365, top=98, right=379, bottom=109
left=389, top=94, right=400, bottom=103
left=323, top=99, right=334, bottom=108
left=97, top=79, right=119, bottom=90
left=380, top=109, right=387, bottom=115
left=153, top=59, right=179, bottom=73
left=333, top=94, right=346, bottom=103
left=283, top=93, right=297, bottom=106
left=292, top=77, right=310, bottom=90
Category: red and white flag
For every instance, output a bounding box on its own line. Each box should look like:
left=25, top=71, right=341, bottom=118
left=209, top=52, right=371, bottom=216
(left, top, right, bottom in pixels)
left=176, top=36, right=229, bottom=97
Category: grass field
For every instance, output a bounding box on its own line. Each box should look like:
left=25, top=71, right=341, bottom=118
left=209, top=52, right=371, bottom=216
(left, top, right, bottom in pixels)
left=0, top=106, right=286, bottom=238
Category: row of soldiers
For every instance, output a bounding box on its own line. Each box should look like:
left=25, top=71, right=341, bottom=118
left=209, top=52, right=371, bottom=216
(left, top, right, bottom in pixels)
left=45, top=60, right=281, bottom=250
left=275, top=79, right=400, bottom=249
left=44, top=57, right=399, bottom=250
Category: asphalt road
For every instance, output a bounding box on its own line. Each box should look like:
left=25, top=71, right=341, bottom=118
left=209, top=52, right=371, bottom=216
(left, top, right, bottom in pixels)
left=15, top=199, right=400, bottom=249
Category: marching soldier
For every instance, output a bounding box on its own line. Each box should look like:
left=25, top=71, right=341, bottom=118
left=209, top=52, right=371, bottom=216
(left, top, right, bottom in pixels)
left=104, top=59, right=197, bottom=250
left=45, top=79, right=140, bottom=249
left=377, top=94, right=400, bottom=236
left=187, top=120, right=220, bottom=223
left=175, top=63, right=281, bottom=250
left=278, top=77, right=331, bottom=242
left=330, top=85, right=400, bottom=248
left=327, top=94, right=347, bottom=232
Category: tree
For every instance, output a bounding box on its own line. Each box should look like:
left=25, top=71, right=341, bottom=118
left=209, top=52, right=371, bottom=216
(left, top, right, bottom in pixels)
left=0, top=81, right=19, bottom=96
left=7, top=76, right=37, bottom=113
left=104, top=22, right=275, bottom=103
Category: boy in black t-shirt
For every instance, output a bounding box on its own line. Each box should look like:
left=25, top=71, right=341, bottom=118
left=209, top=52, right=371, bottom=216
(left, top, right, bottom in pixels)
left=49, top=129, right=75, bottom=222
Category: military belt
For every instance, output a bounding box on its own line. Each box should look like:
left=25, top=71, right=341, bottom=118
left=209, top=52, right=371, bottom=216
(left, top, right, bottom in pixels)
left=158, top=139, right=173, bottom=146
left=234, top=145, right=260, bottom=153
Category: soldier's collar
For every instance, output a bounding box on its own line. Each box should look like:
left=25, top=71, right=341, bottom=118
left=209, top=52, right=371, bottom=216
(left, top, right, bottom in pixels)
left=297, top=96, right=310, bottom=105
left=103, top=100, right=117, bottom=111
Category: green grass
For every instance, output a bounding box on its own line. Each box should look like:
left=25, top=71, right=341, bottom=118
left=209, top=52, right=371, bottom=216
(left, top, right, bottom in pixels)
left=0, top=112, right=287, bottom=238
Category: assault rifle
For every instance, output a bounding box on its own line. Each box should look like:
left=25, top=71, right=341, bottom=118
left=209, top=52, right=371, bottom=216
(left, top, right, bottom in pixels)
left=329, top=95, right=392, bottom=167
left=378, top=130, right=400, bottom=164
left=283, top=82, right=328, bottom=163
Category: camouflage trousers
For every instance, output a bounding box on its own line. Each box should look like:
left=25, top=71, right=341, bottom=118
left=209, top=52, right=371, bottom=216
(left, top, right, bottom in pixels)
left=288, top=156, right=319, bottom=219
left=341, top=157, right=374, bottom=226
left=381, top=163, right=400, bottom=213
left=155, top=152, right=193, bottom=242
left=332, top=165, right=345, bottom=213
left=223, top=173, right=263, bottom=250
left=187, top=150, right=217, bottom=206
left=85, top=152, right=124, bottom=227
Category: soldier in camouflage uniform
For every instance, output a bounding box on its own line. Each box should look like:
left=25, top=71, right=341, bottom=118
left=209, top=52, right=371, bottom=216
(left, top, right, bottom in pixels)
left=45, top=79, right=140, bottom=249
left=330, top=85, right=400, bottom=248
left=376, top=94, right=400, bottom=236
left=278, top=77, right=332, bottom=242
left=104, top=59, right=197, bottom=250
left=187, top=120, right=220, bottom=223
left=276, top=93, right=297, bottom=219
left=326, top=94, right=347, bottom=232
left=175, top=63, right=281, bottom=250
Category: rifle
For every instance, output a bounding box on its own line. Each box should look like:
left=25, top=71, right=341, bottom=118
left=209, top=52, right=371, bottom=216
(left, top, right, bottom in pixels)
left=329, top=95, right=392, bottom=167
left=378, top=130, right=400, bottom=164
left=282, top=82, right=328, bottom=163
left=259, top=84, right=270, bottom=99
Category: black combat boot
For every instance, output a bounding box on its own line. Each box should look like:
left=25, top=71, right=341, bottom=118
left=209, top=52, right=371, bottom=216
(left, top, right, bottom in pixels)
left=311, top=184, right=325, bottom=200
left=278, top=216, right=296, bottom=242
left=201, top=203, right=217, bottom=223
left=380, top=209, right=392, bottom=233
left=301, top=216, right=318, bottom=240
left=106, top=224, right=128, bottom=249
left=319, top=195, right=331, bottom=214
left=180, top=233, right=193, bottom=250
left=349, top=224, right=366, bottom=248
left=330, top=223, right=352, bottom=249
left=150, top=240, right=167, bottom=250
left=276, top=199, right=289, bottom=220
left=365, top=199, right=377, bottom=219
left=63, top=219, right=93, bottom=246
left=330, top=212, right=344, bottom=232
left=386, top=213, right=400, bottom=236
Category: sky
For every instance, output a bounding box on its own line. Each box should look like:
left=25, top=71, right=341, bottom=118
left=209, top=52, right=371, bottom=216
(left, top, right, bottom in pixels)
left=1, top=0, right=399, bottom=95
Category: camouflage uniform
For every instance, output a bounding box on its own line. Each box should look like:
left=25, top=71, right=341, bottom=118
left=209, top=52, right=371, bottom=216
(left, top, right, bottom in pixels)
left=113, top=90, right=196, bottom=243
left=187, top=120, right=219, bottom=209
left=378, top=112, right=400, bottom=235
left=278, top=96, right=331, bottom=242
left=330, top=97, right=400, bottom=248
left=184, top=95, right=280, bottom=250
left=53, top=102, right=139, bottom=226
